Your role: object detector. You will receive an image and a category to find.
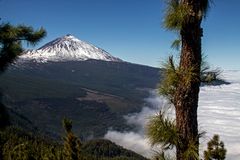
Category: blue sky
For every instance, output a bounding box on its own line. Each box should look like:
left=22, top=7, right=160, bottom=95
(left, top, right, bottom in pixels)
left=0, top=0, right=239, bottom=69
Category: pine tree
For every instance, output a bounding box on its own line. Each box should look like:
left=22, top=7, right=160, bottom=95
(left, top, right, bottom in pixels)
left=0, top=22, right=46, bottom=129
left=158, top=0, right=212, bottom=159
left=62, top=118, right=83, bottom=160
left=0, top=23, right=46, bottom=72
left=204, top=135, right=227, bottom=160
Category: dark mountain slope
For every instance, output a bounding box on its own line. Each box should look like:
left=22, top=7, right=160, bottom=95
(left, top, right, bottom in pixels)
left=0, top=60, right=162, bottom=139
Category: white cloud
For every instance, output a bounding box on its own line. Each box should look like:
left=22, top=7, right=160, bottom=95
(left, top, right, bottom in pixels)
left=104, top=131, right=154, bottom=158
left=104, top=71, right=240, bottom=160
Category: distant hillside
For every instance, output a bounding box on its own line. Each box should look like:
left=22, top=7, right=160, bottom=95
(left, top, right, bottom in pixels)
left=0, top=60, right=162, bottom=139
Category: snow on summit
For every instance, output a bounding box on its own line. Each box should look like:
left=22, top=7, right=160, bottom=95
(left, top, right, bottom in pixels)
left=20, top=34, right=122, bottom=62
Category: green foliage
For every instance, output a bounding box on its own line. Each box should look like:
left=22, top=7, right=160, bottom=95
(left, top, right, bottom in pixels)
left=201, top=70, right=221, bottom=83
left=158, top=56, right=179, bottom=102
left=63, top=118, right=73, bottom=133
left=82, top=139, right=147, bottom=160
left=146, top=110, right=206, bottom=160
left=0, top=22, right=46, bottom=131
left=0, top=125, right=147, bottom=160
left=0, top=23, right=46, bottom=72
left=62, top=118, right=83, bottom=160
left=168, top=43, right=224, bottom=86
left=158, top=56, right=198, bottom=103
left=200, top=55, right=223, bottom=84
left=201, top=67, right=222, bottom=84
left=171, top=39, right=181, bottom=50
left=182, top=139, right=199, bottom=160
left=169, top=40, right=224, bottom=85
left=146, top=111, right=178, bottom=150
left=0, top=126, right=63, bottom=160
left=164, top=0, right=191, bottom=31
left=164, top=0, right=211, bottom=31
left=160, top=0, right=213, bottom=159
left=201, top=55, right=210, bottom=74
left=204, top=135, right=227, bottom=160
left=159, top=54, right=223, bottom=103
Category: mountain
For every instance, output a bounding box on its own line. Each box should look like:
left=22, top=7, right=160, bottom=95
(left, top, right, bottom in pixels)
left=2, top=60, right=161, bottom=138
left=0, top=35, right=162, bottom=140
left=20, top=34, right=122, bottom=62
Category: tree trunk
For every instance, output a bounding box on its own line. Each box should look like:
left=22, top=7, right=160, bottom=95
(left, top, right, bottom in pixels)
left=174, top=0, right=203, bottom=159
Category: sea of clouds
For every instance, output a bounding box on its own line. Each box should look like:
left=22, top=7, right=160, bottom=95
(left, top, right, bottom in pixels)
left=104, top=70, right=240, bottom=160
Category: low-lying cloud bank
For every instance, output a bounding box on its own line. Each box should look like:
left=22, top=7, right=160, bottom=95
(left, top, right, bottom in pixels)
left=105, top=92, right=167, bottom=158
left=104, top=71, right=240, bottom=160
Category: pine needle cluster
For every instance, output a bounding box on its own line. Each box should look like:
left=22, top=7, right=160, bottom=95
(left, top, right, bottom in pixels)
left=0, top=23, right=46, bottom=72
left=164, top=0, right=191, bottom=31
left=158, top=56, right=198, bottom=103
left=164, top=0, right=211, bottom=31
left=146, top=111, right=178, bottom=150
left=62, top=118, right=83, bottom=160
left=204, top=135, right=227, bottom=160
left=146, top=110, right=205, bottom=160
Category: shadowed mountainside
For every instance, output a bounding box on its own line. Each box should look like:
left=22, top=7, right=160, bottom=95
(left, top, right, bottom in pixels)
left=0, top=60, right=162, bottom=139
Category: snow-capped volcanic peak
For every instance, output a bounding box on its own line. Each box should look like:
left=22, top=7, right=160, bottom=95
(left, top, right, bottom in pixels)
left=20, top=34, right=122, bottom=62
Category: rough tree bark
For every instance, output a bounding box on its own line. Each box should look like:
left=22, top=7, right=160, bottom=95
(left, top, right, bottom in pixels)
left=174, top=0, right=203, bottom=159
